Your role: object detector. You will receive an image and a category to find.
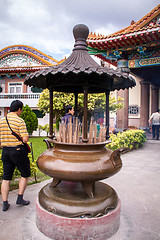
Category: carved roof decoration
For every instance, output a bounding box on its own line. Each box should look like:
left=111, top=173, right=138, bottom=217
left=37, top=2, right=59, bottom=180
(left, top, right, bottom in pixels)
left=25, top=24, right=136, bottom=93
left=87, top=4, right=160, bottom=60
left=0, top=45, right=64, bottom=74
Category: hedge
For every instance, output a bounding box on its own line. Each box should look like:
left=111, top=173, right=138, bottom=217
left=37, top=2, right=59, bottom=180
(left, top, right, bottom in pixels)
left=107, top=129, right=146, bottom=151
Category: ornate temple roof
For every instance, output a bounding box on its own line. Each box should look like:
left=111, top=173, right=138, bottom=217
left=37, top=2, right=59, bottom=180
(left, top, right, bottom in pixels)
left=25, top=24, right=136, bottom=93
left=0, top=45, right=64, bottom=74
left=87, top=4, right=160, bottom=60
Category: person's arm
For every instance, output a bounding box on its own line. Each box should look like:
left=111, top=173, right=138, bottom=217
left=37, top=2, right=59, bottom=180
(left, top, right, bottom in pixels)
left=149, top=114, right=153, bottom=126
left=19, top=119, right=29, bottom=143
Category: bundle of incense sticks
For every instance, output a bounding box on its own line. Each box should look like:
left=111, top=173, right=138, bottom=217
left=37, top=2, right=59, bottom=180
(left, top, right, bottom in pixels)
left=55, top=117, right=107, bottom=144
left=88, top=117, right=107, bottom=143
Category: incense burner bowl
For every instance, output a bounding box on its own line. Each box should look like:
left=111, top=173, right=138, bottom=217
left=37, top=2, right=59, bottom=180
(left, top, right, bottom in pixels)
left=37, top=139, right=125, bottom=198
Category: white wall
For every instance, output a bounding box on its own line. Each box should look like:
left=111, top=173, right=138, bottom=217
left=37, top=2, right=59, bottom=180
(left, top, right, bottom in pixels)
left=32, top=113, right=49, bottom=137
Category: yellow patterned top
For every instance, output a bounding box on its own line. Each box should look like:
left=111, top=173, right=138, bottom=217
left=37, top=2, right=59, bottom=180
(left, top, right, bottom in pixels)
left=0, top=112, right=28, bottom=147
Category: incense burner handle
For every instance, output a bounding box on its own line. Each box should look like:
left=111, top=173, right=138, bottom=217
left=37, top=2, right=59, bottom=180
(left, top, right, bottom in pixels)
left=43, top=139, right=54, bottom=149
left=110, top=147, right=128, bottom=168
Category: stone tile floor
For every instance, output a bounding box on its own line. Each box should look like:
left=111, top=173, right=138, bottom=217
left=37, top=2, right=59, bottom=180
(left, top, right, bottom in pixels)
left=0, top=138, right=160, bottom=240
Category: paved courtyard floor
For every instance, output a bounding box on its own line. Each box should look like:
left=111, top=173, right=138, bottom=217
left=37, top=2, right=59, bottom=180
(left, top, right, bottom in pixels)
left=0, top=139, right=160, bottom=240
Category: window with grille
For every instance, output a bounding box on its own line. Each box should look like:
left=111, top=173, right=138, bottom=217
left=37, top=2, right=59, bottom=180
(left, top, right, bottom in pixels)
left=128, top=106, right=139, bottom=115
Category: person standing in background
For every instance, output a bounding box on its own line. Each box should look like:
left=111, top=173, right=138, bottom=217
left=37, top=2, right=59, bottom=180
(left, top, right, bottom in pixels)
left=148, top=109, right=160, bottom=140
left=61, top=105, right=74, bottom=124
left=0, top=100, right=31, bottom=211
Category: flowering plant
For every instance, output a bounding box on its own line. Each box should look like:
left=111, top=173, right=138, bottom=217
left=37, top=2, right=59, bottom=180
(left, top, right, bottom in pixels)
left=107, top=129, right=146, bottom=151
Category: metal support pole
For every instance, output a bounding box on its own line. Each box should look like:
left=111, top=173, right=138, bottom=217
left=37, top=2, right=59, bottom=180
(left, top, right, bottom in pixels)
left=105, top=91, right=110, bottom=139
left=83, top=87, right=88, bottom=142
left=49, top=89, right=53, bottom=139
left=74, top=93, right=78, bottom=117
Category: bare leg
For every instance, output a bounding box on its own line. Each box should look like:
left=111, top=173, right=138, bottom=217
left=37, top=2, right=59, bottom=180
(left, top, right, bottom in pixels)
left=1, top=180, right=11, bottom=211
left=16, top=177, right=30, bottom=205
left=18, top=177, right=28, bottom=195
left=1, top=180, right=10, bottom=201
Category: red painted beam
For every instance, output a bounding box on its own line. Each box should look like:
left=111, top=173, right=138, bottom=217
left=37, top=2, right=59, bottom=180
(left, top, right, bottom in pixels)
left=125, top=37, right=134, bottom=46
left=107, top=40, right=118, bottom=48
left=104, top=41, right=113, bottom=49
left=98, top=41, right=107, bottom=49
left=147, top=32, right=154, bottom=42
left=146, top=32, right=152, bottom=41
left=154, top=32, right=160, bottom=41
left=129, top=36, right=137, bottom=45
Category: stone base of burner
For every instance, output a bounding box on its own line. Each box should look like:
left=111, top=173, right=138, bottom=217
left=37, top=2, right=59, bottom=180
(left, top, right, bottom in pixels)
left=38, top=181, right=119, bottom=218
left=36, top=198, right=121, bottom=240
left=36, top=182, right=121, bottom=240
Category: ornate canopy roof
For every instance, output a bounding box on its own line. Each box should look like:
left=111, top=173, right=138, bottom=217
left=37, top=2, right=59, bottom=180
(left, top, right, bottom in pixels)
left=87, top=4, right=160, bottom=64
left=0, top=45, right=63, bottom=74
left=25, top=24, right=135, bottom=93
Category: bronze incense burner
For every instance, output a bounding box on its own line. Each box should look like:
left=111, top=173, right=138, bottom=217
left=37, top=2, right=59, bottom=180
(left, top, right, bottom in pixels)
left=25, top=24, right=135, bottom=218
left=37, top=139, right=126, bottom=217
left=37, top=139, right=125, bottom=198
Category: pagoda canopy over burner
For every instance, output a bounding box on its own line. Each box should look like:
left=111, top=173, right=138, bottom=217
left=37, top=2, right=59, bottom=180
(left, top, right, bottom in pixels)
left=25, top=24, right=135, bottom=92
left=25, top=24, right=135, bottom=140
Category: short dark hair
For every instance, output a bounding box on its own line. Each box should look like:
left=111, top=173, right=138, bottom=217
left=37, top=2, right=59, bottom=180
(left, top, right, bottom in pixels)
left=157, top=109, right=160, bottom=113
left=10, top=100, right=23, bottom=112
left=65, top=105, right=72, bottom=114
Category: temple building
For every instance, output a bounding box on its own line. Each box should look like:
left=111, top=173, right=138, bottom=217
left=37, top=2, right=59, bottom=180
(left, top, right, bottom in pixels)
left=0, top=45, right=63, bottom=119
left=0, top=5, right=159, bottom=132
left=87, top=4, right=160, bottom=130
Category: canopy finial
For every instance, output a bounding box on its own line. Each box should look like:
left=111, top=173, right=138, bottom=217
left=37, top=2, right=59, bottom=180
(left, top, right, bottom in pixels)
left=73, top=24, right=89, bottom=51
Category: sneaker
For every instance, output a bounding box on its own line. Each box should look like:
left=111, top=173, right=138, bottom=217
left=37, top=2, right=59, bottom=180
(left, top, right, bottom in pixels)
left=16, top=194, right=30, bottom=205
left=16, top=199, right=30, bottom=205
left=3, top=201, right=10, bottom=211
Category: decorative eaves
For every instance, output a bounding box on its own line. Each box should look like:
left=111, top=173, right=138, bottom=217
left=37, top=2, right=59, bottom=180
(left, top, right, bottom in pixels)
left=25, top=24, right=136, bottom=93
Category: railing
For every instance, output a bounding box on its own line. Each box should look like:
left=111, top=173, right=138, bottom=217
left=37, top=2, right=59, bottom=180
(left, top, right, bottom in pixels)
left=0, top=93, right=40, bottom=99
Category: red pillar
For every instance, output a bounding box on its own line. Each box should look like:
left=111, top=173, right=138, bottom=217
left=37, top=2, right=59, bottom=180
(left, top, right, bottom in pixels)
left=105, top=91, right=110, bottom=139
left=124, top=89, right=129, bottom=129
left=140, top=81, right=150, bottom=128
left=151, top=85, right=159, bottom=114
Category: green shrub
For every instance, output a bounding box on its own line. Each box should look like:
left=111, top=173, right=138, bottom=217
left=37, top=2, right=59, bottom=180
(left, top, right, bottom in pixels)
left=21, top=105, right=38, bottom=135
left=107, top=129, right=146, bottom=151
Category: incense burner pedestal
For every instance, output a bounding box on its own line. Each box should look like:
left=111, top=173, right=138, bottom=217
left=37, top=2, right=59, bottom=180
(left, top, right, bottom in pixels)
left=36, top=181, right=121, bottom=240
left=35, top=140, right=124, bottom=239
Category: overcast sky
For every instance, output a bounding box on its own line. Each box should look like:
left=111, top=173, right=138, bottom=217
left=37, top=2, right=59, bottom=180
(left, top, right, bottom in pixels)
left=0, top=0, right=159, bottom=61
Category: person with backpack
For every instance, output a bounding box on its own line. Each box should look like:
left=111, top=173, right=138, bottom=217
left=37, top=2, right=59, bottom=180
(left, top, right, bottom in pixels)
left=0, top=100, right=31, bottom=211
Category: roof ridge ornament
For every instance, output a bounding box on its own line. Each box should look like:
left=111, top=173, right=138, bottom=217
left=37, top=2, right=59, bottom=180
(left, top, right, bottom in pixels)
left=73, top=24, right=89, bottom=51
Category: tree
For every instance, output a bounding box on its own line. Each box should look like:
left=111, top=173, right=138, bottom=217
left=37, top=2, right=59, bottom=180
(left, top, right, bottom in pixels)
left=38, top=89, right=124, bottom=118
left=37, top=89, right=75, bottom=117
left=21, top=105, right=38, bottom=135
